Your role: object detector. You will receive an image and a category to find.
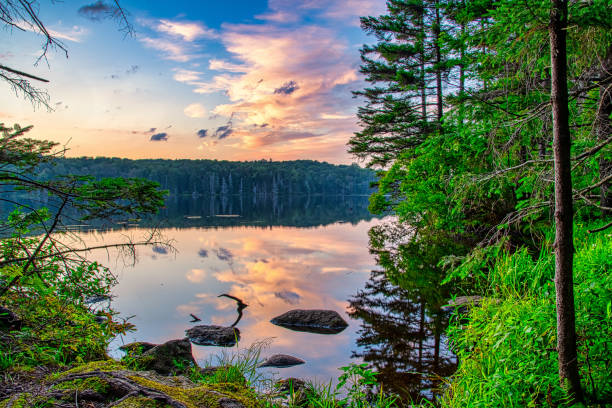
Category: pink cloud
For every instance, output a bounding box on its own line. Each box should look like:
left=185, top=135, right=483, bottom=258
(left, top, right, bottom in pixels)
left=182, top=23, right=361, bottom=152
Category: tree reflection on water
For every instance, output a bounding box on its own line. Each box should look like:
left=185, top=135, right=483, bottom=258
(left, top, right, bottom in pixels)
left=349, top=222, right=458, bottom=406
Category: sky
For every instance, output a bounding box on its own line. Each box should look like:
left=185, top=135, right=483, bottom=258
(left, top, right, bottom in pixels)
left=1, top=0, right=387, bottom=164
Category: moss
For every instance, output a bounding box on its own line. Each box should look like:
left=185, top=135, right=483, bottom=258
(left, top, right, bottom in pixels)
left=129, top=375, right=263, bottom=408
left=51, top=376, right=110, bottom=393
left=46, top=359, right=125, bottom=382
left=113, top=396, right=170, bottom=407
left=0, top=393, right=55, bottom=408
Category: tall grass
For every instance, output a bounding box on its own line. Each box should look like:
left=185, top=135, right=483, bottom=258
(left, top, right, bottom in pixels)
left=440, top=222, right=611, bottom=407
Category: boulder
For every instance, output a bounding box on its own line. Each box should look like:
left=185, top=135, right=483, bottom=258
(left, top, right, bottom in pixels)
left=186, top=325, right=240, bottom=347
left=134, top=338, right=196, bottom=375
left=270, top=309, right=348, bottom=334
left=258, top=354, right=305, bottom=368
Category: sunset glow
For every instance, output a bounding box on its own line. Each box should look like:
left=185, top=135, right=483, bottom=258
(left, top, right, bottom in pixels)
left=1, top=0, right=386, bottom=163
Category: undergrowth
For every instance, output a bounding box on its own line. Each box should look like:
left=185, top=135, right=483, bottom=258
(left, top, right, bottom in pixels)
left=441, top=222, right=611, bottom=407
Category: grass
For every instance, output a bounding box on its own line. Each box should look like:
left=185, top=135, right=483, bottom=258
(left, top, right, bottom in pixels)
left=439, top=222, right=612, bottom=407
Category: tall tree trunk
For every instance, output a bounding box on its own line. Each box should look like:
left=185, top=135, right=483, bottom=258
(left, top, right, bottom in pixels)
left=420, top=11, right=427, bottom=125
left=549, top=0, right=583, bottom=400
left=434, top=0, right=443, bottom=126
left=459, top=21, right=465, bottom=96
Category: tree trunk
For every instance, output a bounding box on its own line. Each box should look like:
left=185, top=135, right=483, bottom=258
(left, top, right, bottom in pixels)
left=549, top=0, right=583, bottom=400
left=434, top=0, right=443, bottom=126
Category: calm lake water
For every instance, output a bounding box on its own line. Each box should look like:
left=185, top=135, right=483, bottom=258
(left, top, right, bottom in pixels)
left=5, top=194, right=455, bottom=403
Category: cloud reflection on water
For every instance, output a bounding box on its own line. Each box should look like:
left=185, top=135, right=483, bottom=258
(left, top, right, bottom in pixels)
left=82, top=219, right=382, bottom=382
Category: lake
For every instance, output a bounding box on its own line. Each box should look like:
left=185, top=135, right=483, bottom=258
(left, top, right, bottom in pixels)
left=10, top=194, right=456, bottom=404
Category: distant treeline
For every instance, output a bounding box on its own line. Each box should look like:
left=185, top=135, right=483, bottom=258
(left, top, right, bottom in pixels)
left=36, top=158, right=375, bottom=196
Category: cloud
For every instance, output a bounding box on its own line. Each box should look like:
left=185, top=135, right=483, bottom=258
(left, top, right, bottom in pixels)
left=48, top=26, right=89, bottom=42
left=126, top=65, right=139, bottom=75
left=155, top=19, right=218, bottom=41
left=184, top=103, right=207, bottom=118
left=197, top=129, right=208, bottom=139
left=173, top=69, right=202, bottom=83
left=320, top=113, right=353, bottom=120
left=77, top=1, right=115, bottom=21
left=209, top=59, right=248, bottom=73
left=150, top=132, right=168, bottom=141
left=188, top=23, right=361, bottom=151
left=152, top=245, right=168, bottom=254
left=274, top=290, right=301, bottom=305
left=214, top=247, right=233, bottom=262
left=147, top=127, right=156, bottom=133
left=197, top=248, right=208, bottom=257
left=139, top=37, right=194, bottom=62
left=213, top=125, right=233, bottom=140
left=186, top=268, right=206, bottom=283
left=273, top=80, right=299, bottom=95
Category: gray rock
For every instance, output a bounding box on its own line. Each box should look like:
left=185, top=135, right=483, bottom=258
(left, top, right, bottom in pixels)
left=275, top=377, right=306, bottom=393
left=258, top=354, right=306, bottom=368
left=134, top=338, right=196, bottom=375
left=218, top=397, right=246, bottom=408
left=270, top=309, right=348, bottom=334
left=186, top=325, right=240, bottom=347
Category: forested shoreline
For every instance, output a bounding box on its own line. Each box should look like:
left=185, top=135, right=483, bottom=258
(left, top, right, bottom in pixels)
left=34, top=158, right=375, bottom=196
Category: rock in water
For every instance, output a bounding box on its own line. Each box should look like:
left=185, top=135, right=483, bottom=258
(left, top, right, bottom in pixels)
left=275, top=377, right=306, bottom=393
left=186, top=325, right=241, bottom=347
left=135, top=338, right=196, bottom=375
left=258, top=354, right=305, bottom=368
left=270, top=309, right=348, bottom=334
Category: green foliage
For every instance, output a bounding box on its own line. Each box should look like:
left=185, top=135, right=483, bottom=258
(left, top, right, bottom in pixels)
left=300, top=364, right=397, bottom=408
left=441, top=223, right=612, bottom=407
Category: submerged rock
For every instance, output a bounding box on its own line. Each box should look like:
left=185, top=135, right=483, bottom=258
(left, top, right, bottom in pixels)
left=134, top=338, right=196, bottom=375
left=186, top=325, right=241, bottom=347
left=270, top=309, right=348, bottom=334
left=258, top=354, right=305, bottom=368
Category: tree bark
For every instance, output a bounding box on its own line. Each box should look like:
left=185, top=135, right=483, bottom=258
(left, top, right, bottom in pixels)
left=434, top=0, right=443, bottom=126
left=549, top=0, right=583, bottom=400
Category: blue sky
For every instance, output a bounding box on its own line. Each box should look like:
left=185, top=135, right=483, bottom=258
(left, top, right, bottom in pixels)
left=1, top=0, right=386, bottom=163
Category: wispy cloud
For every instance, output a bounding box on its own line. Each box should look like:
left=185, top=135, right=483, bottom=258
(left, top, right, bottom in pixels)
left=173, top=69, right=203, bottom=83
left=197, top=129, right=208, bottom=138
left=155, top=19, right=218, bottom=41
left=31, top=25, right=89, bottom=42
left=184, top=103, right=207, bottom=118
left=139, top=37, right=194, bottom=62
